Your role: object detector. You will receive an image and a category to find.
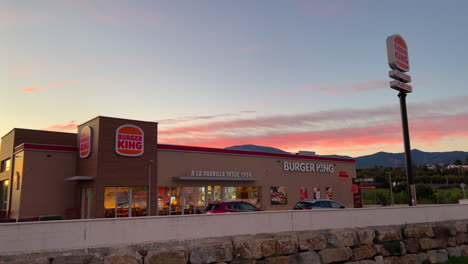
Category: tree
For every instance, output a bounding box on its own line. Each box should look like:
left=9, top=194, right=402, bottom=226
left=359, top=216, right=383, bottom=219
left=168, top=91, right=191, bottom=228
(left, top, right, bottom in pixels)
left=454, top=160, right=462, bottom=166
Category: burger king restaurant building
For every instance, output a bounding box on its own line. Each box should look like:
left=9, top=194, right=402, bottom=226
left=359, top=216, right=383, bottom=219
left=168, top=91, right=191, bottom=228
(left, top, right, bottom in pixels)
left=0, top=116, right=356, bottom=220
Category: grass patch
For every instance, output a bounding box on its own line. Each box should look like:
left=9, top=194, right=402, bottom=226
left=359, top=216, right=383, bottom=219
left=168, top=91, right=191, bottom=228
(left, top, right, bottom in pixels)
left=435, top=256, right=468, bottom=264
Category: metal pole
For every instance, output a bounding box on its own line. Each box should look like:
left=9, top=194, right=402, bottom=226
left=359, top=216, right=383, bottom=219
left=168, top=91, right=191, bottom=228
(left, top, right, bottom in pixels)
left=388, top=172, right=394, bottom=206
left=398, top=91, right=417, bottom=206
left=148, top=160, right=154, bottom=216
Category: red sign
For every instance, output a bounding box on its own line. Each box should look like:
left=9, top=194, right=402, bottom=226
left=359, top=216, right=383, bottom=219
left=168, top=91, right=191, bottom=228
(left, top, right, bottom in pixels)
left=115, top=124, right=144, bottom=157
left=351, top=185, right=359, bottom=194
left=390, top=80, right=412, bottom=93
left=387, top=34, right=410, bottom=72
left=79, top=126, right=92, bottom=158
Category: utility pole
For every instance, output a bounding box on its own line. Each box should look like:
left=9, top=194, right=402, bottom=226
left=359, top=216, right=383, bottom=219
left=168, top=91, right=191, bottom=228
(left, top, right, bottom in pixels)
left=387, top=172, right=395, bottom=206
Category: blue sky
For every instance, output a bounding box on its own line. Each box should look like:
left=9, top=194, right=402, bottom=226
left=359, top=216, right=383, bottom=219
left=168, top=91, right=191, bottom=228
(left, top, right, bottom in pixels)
left=2, top=0, right=468, bottom=156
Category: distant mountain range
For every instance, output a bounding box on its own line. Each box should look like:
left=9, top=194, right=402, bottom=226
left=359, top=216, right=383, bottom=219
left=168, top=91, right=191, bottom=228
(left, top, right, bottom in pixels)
left=225, top=145, right=468, bottom=169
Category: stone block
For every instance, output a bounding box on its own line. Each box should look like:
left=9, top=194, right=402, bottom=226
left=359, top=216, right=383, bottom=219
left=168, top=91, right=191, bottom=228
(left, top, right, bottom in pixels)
left=104, top=253, right=138, bottom=264
left=261, top=239, right=276, bottom=258
left=399, top=254, right=420, bottom=264
left=461, top=245, right=468, bottom=256
left=373, top=245, right=391, bottom=257
left=447, top=246, right=461, bottom=257
left=359, top=261, right=378, bottom=264
left=351, top=245, right=376, bottom=261
left=357, top=229, right=376, bottom=245
left=435, top=238, right=447, bottom=249
left=376, top=228, right=402, bottom=242
left=382, top=256, right=402, bottom=264
left=418, top=238, right=439, bottom=250
left=189, top=241, right=233, bottom=264
left=147, top=248, right=188, bottom=264
left=264, top=256, right=289, bottom=264
left=448, top=237, right=458, bottom=247
left=374, top=255, right=384, bottom=264
left=454, top=223, right=468, bottom=233
left=456, top=232, right=467, bottom=245
left=273, top=232, right=298, bottom=255
left=403, top=239, right=420, bottom=253
left=416, top=253, right=428, bottom=264
left=328, top=229, right=357, bottom=247
left=427, top=249, right=448, bottom=263
left=403, top=226, right=434, bottom=239
left=288, top=251, right=321, bottom=264
left=233, top=239, right=263, bottom=260
left=230, top=260, right=257, bottom=264
left=297, top=233, right=327, bottom=251
left=319, top=247, right=352, bottom=263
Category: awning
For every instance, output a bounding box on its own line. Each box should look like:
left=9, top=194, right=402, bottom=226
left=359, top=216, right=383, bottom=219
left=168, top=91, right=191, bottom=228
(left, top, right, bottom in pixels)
left=173, top=176, right=261, bottom=181
left=64, top=176, right=94, bottom=182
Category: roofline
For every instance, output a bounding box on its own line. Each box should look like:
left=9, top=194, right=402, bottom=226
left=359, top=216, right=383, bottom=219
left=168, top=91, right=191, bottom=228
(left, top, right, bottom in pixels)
left=14, top=143, right=77, bottom=153
left=1, top=128, right=77, bottom=139
left=157, top=144, right=355, bottom=163
left=78, top=116, right=158, bottom=128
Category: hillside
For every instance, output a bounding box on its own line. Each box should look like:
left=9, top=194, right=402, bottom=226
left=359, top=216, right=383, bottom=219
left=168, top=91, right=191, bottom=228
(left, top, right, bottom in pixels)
left=224, top=145, right=468, bottom=169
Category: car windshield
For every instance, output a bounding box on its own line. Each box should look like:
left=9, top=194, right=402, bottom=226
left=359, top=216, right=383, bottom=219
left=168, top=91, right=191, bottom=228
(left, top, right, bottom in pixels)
left=295, top=202, right=314, bottom=208
left=205, top=204, right=220, bottom=211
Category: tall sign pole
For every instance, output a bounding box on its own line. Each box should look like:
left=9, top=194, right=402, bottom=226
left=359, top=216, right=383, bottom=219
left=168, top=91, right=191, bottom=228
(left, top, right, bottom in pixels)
left=386, top=34, right=417, bottom=206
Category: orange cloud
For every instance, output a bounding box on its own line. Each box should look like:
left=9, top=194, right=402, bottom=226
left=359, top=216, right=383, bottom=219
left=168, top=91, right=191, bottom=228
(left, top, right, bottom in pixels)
left=22, top=88, right=38, bottom=92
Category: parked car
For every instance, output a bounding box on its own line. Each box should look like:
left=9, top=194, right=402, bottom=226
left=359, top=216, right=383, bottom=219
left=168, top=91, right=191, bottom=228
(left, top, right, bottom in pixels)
left=204, top=201, right=263, bottom=214
left=293, top=199, right=346, bottom=210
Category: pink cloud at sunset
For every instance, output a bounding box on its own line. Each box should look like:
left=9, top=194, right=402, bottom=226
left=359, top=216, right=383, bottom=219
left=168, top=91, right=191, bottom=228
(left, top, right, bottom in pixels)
left=158, top=96, right=468, bottom=156
left=42, top=121, right=78, bottom=133
left=159, top=113, right=468, bottom=156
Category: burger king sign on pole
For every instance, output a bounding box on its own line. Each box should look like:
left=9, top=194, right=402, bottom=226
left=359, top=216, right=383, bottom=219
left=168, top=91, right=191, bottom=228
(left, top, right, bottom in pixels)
left=386, top=34, right=409, bottom=72
left=115, top=124, right=144, bottom=157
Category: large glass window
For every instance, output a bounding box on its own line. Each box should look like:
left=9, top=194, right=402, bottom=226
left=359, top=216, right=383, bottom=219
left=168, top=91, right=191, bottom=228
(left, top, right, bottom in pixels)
left=224, top=187, right=237, bottom=201
left=183, top=187, right=195, bottom=214
left=157, top=187, right=170, bottom=215
left=104, top=187, right=148, bottom=218
left=132, top=187, right=148, bottom=217
left=195, top=187, right=205, bottom=214
left=1, top=180, right=9, bottom=211
left=1, top=158, right=11, bottom=172
left=156, top=186, right=261, bottom=215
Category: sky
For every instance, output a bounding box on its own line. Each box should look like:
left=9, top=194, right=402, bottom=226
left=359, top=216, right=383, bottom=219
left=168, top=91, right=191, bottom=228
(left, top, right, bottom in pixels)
left=2, top=0, right=468, bottom=157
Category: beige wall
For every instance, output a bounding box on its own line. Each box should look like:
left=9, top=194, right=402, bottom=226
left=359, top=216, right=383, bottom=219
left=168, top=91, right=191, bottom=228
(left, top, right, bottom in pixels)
left=158, top=150, right=356, bottom=210
left=17, top=150, right=76, bottom=218
left=1, top=204, right=467, bottom=255
left=0, top=129, right=77, bottom=218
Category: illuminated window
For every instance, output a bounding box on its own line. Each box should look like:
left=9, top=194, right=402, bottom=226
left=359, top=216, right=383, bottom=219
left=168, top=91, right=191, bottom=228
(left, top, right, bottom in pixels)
left=104, top=187, right=148, bottom=218
left=1, top=159, right=11, bottom=172
left=1, top=180, right=9, bottom=210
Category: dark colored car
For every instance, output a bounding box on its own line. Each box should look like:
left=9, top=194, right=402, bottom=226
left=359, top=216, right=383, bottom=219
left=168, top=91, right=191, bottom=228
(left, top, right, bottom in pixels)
left=204, top=201, right=263, bottom=214
left=293, top=199, right=346, bottom=210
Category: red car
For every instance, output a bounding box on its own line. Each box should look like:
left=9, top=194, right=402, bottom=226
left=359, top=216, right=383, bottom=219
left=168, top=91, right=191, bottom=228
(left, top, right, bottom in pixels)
left=204, top=201, right=263, bottom=214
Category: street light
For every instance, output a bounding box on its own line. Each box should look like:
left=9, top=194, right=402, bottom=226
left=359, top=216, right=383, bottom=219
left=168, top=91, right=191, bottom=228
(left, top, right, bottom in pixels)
left=148, top=160, right=154, bottom=216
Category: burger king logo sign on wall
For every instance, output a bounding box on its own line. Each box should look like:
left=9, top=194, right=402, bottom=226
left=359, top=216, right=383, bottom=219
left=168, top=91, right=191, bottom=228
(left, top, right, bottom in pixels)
left=79, top=126, right=92, bottom=158
left=115, top=124, right=144, bottom=157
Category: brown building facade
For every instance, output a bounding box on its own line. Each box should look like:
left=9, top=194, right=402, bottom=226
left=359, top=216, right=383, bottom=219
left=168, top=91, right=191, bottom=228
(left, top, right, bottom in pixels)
left=0, top=116, right=356, bottom=220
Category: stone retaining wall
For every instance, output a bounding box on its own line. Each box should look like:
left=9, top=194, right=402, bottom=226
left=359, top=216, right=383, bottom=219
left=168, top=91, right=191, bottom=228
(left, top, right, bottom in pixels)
left=1, top=220, right=467, bottom=264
